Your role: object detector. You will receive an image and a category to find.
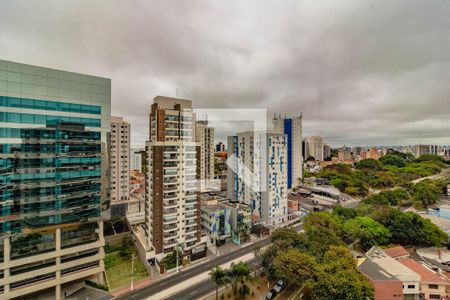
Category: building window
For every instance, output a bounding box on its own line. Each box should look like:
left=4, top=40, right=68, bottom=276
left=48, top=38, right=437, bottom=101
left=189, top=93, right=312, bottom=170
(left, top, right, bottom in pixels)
left=429, top=284, right=439, bottom=289
left=429, top=295, right=441, bottom=299
left=407, top=285, right=415, bottom=289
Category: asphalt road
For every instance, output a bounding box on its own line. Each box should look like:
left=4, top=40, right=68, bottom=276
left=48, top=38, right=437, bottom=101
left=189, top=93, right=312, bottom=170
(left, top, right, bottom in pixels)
left=165, top=258, right=260, bottom=300
left=117, top=223, right=303, bottom=300
left=117, top=238, right=270, bottom=300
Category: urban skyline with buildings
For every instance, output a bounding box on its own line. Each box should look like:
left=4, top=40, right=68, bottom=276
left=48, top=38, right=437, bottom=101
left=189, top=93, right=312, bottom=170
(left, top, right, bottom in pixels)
left=1, top=1, right=450, bottom=299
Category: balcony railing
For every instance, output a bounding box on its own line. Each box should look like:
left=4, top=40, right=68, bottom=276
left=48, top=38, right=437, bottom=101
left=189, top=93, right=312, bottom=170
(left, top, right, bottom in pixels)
left=185, top=234, right=197, bottom=241
left=163, top=201, right=177, bottom=208
left=163, top=192, right=177, bottom=200
left=164, top=146, right=178, bottom=152
left=163, top=232, right=177, bottom=239
left=185, top=213, right=197, bottom=219
left=164, top=208, right=178, bottom=215
left=11, top=234, right=56, bottom=260
left=164, top=224, right=178, bottom=231
left=61, top=228, right=99, bottom=249
left=164, top=162, right=178, bottom=168
left=163, top=239, right=177, bottom=247
left=164, top=216, right=178, bottom=224
left=186, top=220, right=197, bottom=226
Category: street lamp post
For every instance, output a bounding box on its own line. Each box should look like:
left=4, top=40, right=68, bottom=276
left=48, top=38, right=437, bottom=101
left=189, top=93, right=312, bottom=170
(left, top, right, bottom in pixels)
left=175, top=244, right=180, bottom=272
left=130, top=254, right=135, bottom=291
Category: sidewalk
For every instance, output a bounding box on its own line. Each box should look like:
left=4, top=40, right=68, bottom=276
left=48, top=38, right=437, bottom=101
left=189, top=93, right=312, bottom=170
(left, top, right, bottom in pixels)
left=110, top=278, right=153, bottom=298
left=150, top=234, right=264, bottom=282
left=147, top=252, right=256, bottom=300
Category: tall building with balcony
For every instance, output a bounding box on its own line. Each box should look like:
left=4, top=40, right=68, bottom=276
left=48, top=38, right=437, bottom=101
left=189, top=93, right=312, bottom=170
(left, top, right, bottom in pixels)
left=323, top=144, right=331, bottom=160
left=195, top=120, right=214, bottom=192
left=306, top=136, right=324, bottom=161
left=110, top=116, right=130, bottom=216
left=227, top=132, right=288, bottom=225
left=273, top=114, right=303, bottom=189
left=0, top=60, right=110, bottom=299
left=130, top=147, right=143, bottom=172
left=414, top=144, right=438, bottom=158
left=145, top=96, right=205, bottom=260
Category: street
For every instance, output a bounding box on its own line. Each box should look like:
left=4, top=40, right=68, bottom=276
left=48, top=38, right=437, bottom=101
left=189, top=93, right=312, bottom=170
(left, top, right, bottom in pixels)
left=164, top=258, right=260, bottom=300
left=116, top=223, right=303, bottom=300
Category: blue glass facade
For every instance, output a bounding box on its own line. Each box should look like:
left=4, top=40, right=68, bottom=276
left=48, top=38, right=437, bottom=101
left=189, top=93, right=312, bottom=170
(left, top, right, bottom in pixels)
left=284, top=118, right=293, bottom=189
left=0, top=96, right=102, bottom=114
left=0, top=124, right=102, bottom=234
left=0, top=60, right=111, bottom=297
left=0, top=112, right=101, bottom=127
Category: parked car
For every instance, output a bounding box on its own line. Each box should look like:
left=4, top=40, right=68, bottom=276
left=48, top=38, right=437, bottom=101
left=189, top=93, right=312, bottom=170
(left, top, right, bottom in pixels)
left=263, top=289, right=277, bottom=300
left=273, top=280, right=286, bottom=293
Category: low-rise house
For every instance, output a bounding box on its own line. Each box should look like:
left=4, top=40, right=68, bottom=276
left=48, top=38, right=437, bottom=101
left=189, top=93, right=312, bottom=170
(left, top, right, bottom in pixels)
left=383, top=246, right=450, bottom=299
left=384, top=246, right=411, bottom=260
left=200, top=194, right=252, bottom=247
left=201, top=204, right=232, bottom=246
left=358, top=258, right=404, bottom=299
left=364, top=247, right=421, bottom=300
left=399, top=258, right=449, bottom=300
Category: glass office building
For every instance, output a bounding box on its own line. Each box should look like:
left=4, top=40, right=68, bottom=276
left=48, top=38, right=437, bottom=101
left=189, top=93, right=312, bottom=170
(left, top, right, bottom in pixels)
left=0, top=60, right=111, bottom=299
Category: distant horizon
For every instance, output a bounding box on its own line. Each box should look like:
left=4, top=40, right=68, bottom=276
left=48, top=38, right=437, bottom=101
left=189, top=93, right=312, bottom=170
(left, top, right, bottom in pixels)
left=2, top=1, right=449, bottom=148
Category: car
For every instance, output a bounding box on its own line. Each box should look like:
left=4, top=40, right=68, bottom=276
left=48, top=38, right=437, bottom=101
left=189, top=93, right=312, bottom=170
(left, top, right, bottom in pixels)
left=263, top=291, right=275, bottom=300
left=273, top=280, right=286, bottom=293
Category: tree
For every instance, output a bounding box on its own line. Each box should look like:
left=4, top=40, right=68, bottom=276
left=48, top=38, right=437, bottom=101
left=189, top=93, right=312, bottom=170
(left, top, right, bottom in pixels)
left=342, top=216, right=391, bottom=250
left=422, top=218, right=449, bottom=247
left=363, top=189, right=410, bottom=206
left=160, top=248, right=183, bottom=270
left=380, top=154, right=407, bottom=168
left=273, top=249, right=318, bottom=287
left=416, top=154, right=446, bottom=163
left=373, top=209, right=447, bottom=247
left=379, top=189, right=410, bottom=206
left=304, top=212, right=340, bottom=234
left=410, top=181, right=441, bottom=207
left=332, top=206, right=357, bottom=221
left=303, top=212, right=344, bottom=257
left=363, top=194, right=390, bottom=206
left=210, top=266, right=228, bottom=300
left=239, top=284, right=251, bottom=298
left=356, top=158, right=384, bottom=171
left=304, top=226, right=344, bottom=258
left=306, top=155, right=316, bottom=162
left=226, top=261, right=253, bottom=296
left=271, top=227, right=303, bottom=247
left=386, top=149, right=415, bottom=161
left=309, top=246, right=374, bottom=300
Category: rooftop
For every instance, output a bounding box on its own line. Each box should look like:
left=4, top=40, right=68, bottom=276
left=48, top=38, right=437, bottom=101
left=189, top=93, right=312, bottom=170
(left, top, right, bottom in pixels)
left=358, top=258, right=402, bottom=282
left=384, top=246, right=410, bottom=258
left=399, top=258, right=449, bottom=285
left=365, top=246, right=420, bottom=283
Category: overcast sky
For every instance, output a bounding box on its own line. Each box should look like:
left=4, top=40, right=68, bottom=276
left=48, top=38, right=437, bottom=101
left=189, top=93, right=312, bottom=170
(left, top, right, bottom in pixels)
left=1, top=0, right=449, bottom=147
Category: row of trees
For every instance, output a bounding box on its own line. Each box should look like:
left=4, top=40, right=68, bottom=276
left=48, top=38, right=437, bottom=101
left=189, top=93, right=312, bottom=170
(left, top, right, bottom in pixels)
left=210, top=261, right=255, bottom=300
left=307, top=153, right=447, bottom=197
left=255, top=215, right=374, bottom=299
left=362, top=178, right=447, bottom=208
left=332, top=205, right=448, bottom=250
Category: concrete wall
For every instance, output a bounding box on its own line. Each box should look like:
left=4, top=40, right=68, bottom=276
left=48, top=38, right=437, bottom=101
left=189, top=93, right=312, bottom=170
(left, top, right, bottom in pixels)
left=372, top=281, right=403, bottom=300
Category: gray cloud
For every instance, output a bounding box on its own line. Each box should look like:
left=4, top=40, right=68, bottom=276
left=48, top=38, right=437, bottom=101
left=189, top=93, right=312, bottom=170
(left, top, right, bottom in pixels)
left=1, top=0, right=449, bottom=147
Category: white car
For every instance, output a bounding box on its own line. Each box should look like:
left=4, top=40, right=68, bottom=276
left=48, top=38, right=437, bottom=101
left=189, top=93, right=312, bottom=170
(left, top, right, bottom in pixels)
left=273, top=280, right=285, bottom=293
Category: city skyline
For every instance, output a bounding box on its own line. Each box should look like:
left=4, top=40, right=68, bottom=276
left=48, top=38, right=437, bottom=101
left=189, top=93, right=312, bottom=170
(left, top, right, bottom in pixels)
left=1, top=1, right=450, bottom=147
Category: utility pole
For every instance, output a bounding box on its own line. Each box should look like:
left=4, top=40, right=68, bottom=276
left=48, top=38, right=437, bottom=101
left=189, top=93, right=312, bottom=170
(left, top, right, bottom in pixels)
left=176, top=244, right=179, bottom=272
left=130, top=254, right=135, bottom=291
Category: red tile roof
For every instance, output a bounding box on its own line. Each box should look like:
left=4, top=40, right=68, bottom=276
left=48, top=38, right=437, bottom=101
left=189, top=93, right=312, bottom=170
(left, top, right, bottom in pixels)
left=399, top=258, right=449, bottom=285
left=384, top=246, right=409, bottom=258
